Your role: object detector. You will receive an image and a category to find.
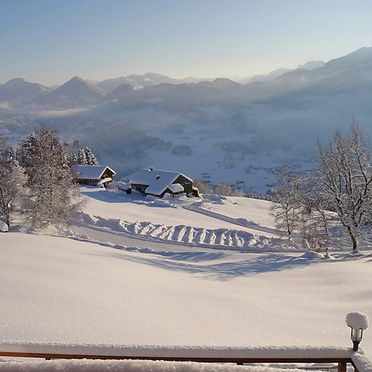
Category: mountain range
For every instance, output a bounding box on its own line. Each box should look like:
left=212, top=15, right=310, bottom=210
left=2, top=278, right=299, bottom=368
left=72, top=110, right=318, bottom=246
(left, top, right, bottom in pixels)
left=1, top=47, right=371, bottom=108
left=1, top=47, right=372, bottom=192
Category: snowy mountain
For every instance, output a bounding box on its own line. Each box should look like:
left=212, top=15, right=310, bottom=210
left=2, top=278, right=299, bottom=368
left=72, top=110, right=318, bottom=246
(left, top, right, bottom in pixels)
left=105, top=83, right=135, bottom=101
left=297, top=60, right=325, bottom=70
left=247, top=68, right=292, bottom=83
left=0, top=78, right=48, bottom=104
left=1, top=47, right=372, bottom=192
left=37, top=76, right=104, bottom=107
left=246, top=47, right=372, bottom=100
left=98, top=73, right=208, bottom=93
left=244, top=61, right=324, bottom=84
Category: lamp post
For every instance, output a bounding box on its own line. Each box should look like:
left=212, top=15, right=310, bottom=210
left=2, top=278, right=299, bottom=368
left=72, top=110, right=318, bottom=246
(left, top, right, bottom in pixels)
left=346, top=312, right=369, bottom=352
left=350, top=326, right=364, bottom=351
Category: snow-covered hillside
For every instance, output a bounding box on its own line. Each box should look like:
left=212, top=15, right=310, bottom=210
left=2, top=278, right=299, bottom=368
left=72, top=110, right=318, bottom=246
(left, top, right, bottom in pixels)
left=1, top=232, right=371, bottom=353
left=74, top=187, right=288, bottom=251
left=74, top=187, right=370, bottom=252
left=1, top=186, right=371, bottom=370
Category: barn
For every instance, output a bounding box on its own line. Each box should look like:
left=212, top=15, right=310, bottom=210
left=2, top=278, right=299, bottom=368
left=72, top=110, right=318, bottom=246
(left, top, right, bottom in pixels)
left=74, top=165, right=116, bottom=187
left=129, top=168, right=199, bottom=198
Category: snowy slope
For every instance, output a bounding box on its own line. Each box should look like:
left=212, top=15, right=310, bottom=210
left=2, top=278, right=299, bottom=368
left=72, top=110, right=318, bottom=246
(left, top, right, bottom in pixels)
left=76, top=187, right=372, bottom=251
left=1, top=232, right=371, bottom=356
left=79, top=187, right=275, bottom=233
left=75, top=187, right=285, bottom=250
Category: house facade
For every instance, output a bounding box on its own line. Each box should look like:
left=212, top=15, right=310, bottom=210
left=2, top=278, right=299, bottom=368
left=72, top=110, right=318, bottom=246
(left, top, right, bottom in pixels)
left=74, top=165, right=116, bottom=187
left=129, top=168, right=199, bottom=198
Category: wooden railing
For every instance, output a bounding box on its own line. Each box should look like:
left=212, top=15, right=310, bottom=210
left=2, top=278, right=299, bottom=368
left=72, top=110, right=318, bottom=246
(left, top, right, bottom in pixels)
left=0, top=343, right=369, bottom=371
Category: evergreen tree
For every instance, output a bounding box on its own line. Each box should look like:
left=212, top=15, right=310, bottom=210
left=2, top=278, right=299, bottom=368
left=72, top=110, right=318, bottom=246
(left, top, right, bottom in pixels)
left=0, top=140, right=27, bottom=228
left=63, top=140, right=80, bottom=167
left=77, top=147, right=99, bottom=165
left=77, top=148, right=88, bottom=165
left=84, top=147, right=99, bottom=165
left=18, top=129, right=79, bottom=229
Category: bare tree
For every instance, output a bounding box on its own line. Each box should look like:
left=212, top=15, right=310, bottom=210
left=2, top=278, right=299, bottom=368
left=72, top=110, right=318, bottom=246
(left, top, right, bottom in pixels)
left=18, top=129, right=80, bottom=229
left=316, top=124, right=371, bottom=253
left=270, top=169, right=302, bottom=242
left=193, top=179, right=212, bottom=194
left=216, top=183, right=244, bottom=196
left=0, top=140, right=27, bottom=228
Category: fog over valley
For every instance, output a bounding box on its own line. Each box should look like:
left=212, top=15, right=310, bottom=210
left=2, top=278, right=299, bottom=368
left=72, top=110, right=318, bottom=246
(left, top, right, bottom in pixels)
left=1, top=47, right=372, bottom=192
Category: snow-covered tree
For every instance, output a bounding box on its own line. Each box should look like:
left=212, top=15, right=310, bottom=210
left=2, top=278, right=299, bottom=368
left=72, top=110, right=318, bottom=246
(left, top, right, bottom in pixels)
left=18, top=129, right=79, bottom=229
left=0, top=141, right=27, bottom=228
left=293, top=172, right=333, bottom=250
left=271, top=169, right=332, bottom=250
left=270, top=169, right=302, bottom=242
left=63, top=140, right=80, bottom=167
left=315, top=124, right=371, bottom=253
left=215, top=183, right=244, bottom=196
left=77, top=147, right=99, bottom=165
left=193, top=180, right=212, bottom=194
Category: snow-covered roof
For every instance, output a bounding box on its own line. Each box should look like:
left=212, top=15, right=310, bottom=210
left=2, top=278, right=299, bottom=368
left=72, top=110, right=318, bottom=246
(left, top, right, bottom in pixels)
left=146, top=182, right=184, bottom=196
left=74, top=165, right=116, bottom=180
left=129, top=169, right=192, bottom=196
left=168, top=183, right=184, bottom=193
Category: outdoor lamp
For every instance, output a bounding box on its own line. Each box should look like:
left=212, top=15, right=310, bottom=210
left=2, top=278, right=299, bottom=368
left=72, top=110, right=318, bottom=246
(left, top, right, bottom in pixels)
left=346, top=312, right=369, bottom=352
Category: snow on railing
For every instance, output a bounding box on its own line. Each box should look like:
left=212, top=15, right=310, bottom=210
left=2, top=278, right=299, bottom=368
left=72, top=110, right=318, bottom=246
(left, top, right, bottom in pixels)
left=0, top=342, right=354, bottom=359
left=0, top=313, right=370, bottom=371
left=1, top=343, right=371, bottom=371
left=352, top=353, right=372, bottom=372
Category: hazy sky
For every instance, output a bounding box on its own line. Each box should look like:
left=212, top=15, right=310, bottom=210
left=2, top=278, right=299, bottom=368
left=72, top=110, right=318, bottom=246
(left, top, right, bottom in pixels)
left=1, top=0, right=372, bottom=85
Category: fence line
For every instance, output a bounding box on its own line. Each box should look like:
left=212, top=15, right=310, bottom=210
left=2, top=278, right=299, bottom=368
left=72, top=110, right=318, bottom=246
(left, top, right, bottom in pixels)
left=0, top=343, right=369, bottom=371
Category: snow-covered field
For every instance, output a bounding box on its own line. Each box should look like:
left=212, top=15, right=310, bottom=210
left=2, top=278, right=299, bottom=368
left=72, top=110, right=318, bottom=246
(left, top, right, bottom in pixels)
left=79, top=187, right=277, bottom=233
left=75, top=187, right=287, bottom=251
left=77, top=187, right=370, bottom=252
left=1, top=232, right=372, bottom=366
left=1, top=187, right=371, bottom=370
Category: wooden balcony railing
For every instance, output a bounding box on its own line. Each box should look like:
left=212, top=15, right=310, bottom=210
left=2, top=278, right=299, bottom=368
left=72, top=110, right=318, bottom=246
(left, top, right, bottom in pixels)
left=1, top=343, right=371, bottom=371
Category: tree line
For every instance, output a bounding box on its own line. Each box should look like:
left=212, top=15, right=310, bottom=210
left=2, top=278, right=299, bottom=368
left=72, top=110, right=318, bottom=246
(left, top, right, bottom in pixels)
left=271, top=124, right=371, bottom=253
left=0, top=128, right=99, bottom=230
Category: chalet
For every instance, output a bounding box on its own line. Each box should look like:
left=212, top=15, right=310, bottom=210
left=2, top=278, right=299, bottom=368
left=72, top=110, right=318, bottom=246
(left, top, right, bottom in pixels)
left=74, top=165, right=116, bottom=187
left=129, top=168, right=199, bottom=198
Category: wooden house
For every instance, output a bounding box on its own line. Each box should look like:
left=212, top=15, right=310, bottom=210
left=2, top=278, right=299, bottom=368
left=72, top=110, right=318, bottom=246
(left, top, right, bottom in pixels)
left=74, top=165, right=116, bottom=187
left=129, top=168, right=199, bottom=198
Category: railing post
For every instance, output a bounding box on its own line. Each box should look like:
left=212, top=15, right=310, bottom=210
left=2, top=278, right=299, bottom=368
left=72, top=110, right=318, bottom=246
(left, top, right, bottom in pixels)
left=338, top=361, right=347, bottom=372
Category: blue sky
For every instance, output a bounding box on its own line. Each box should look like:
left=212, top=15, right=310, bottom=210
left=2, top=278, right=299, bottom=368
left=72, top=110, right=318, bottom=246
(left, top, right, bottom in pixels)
left=1, top=0, right=372, bottom=85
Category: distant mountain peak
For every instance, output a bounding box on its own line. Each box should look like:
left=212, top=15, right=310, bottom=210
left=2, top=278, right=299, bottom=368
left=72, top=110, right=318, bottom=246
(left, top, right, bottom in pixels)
left=297, top=60, right=325, bottom=70
left=327, top=46, right=372, bottom=67
left=36, top=76, right=103, bottom=107
left=0, top=78, right=48, bottom=104
left=4, top=77, right=26, bottom=86
left=69, top=75, right=84, bottom=81
left=63, top=76, right=92, bottom=86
